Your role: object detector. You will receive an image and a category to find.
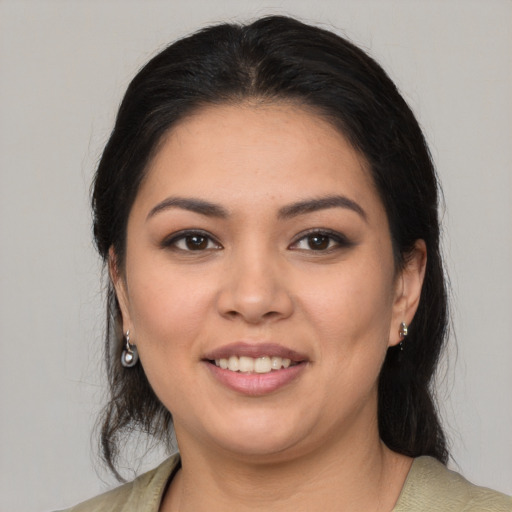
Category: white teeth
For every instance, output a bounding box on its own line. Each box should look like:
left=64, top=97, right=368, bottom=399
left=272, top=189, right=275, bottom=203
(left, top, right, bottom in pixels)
left=228, top=356, right=239, bottom=372
left=254, top=356, right=271, bottom=373
left=271, top=356, right=282, bottom=370
left=214, top=355, right=296, bottom=373
left=238, top=356, right=254, bottom=372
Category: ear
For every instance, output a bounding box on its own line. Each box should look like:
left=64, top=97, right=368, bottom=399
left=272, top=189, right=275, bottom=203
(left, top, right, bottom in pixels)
left=388, top=239, right=427, bottom=347
left=108, top=246, right=132, bottom=334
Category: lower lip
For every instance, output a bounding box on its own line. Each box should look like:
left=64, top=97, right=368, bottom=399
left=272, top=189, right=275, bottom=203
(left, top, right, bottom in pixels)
left=205, top=362, right=307, bottom=396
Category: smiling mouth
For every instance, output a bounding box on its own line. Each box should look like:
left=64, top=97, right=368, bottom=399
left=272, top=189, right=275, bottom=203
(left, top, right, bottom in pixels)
left=211, top=356, right=297, bottom=374
left=204, top=344, right=308, bottom=395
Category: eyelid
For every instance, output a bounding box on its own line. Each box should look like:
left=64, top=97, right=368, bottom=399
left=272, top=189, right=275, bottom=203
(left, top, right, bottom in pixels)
left=160, top=228, right=351, bottom=252
left=161, top=229, right=223, bottom=251
left=289, top=228, right=352, bottom=251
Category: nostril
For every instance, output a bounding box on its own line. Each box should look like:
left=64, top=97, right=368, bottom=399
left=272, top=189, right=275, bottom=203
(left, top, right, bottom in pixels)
left=216, top=283, right=294, bottom=323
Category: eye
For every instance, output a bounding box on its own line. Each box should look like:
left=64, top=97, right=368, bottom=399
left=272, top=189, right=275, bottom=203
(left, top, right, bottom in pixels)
left=290, top=230, right=351, bottom=252
left=162, top=230, right=222, bottom=252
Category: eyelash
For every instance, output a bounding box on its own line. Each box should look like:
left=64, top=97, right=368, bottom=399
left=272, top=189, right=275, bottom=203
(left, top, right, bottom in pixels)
left=289, top=229, right=352, bottom=252
left=161, top=230, right=222, bottom=252
left=161, top=228, right=352, bottom=253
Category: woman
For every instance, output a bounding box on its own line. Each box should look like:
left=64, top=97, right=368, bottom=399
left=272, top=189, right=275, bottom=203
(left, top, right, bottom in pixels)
left=63, top=15, right=511, bottom=511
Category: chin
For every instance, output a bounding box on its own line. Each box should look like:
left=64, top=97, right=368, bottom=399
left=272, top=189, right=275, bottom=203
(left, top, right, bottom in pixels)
left=216, top=436, right=304, bottom=462
left=200, top=412, right=313, bottom=461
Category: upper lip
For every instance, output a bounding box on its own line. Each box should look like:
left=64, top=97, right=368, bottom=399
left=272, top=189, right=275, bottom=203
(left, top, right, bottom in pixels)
left=203, top=342, right=308, bottom=362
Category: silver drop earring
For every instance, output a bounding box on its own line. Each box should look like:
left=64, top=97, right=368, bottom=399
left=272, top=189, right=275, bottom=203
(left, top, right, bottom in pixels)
left=121, top=329, right=139, bottom=367
left=398, top=322, right=408, bottom=351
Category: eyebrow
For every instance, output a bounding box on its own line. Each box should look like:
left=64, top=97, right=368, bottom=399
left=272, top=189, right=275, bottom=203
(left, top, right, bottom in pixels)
left=147, top=197, right=229, bottom=220
left=146, top=194, right=366, bottom=222
left=278, top=195, right=367, bottom=221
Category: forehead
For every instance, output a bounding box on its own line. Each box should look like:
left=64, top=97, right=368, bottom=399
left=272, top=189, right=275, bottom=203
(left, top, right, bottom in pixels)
left=135, top=102, right=383, bottom=218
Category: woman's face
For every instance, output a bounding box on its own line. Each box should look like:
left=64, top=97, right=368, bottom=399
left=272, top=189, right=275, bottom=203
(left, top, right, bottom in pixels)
left=114, top=103, right=424, bottom=460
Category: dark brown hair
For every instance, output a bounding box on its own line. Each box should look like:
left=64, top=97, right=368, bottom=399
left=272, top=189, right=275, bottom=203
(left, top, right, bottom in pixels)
left=92, top=15, right=449, bottom=478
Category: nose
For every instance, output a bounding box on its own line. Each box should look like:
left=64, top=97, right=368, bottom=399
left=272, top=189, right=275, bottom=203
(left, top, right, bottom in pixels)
left=216, top=248, right=294, bottom=324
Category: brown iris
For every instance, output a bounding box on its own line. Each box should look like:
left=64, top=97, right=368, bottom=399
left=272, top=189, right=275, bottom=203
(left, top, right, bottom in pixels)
left=185, top=235, right=209, bottom=250
left=307, top=234, right=330, bottom=250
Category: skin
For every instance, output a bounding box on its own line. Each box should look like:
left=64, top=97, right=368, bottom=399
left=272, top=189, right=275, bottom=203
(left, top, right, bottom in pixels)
left=112, top=103, right=427, bottom=511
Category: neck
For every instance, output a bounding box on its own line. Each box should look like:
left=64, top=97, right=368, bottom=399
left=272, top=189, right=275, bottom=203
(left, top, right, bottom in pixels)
left=161, top=424, right=412, bottom=512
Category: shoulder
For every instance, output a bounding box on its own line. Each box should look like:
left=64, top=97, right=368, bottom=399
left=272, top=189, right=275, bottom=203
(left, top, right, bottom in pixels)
left=394, top=456, right=512, bottom=512
left=57, top=454, right=180, bottom=512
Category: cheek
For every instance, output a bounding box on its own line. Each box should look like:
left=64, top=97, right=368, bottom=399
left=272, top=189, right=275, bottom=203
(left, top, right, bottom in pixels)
left=126, top=264, right=215, bottom=356
left=296, top=259, right=396, bottom=403
left=125, top=268, right=216, bottom=411
left=299, top=259, right=395, bottom=344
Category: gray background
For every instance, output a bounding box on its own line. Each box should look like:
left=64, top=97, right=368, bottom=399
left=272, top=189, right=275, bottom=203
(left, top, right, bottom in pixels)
left=0, top=1, right=511, bottom=510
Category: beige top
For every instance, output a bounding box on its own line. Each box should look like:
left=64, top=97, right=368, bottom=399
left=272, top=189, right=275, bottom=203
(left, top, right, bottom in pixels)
left=60, top=454, right=511, bottom=512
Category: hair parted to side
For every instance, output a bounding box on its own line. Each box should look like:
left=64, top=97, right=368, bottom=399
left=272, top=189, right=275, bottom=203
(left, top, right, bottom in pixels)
left=92, top=15, right=449, bottom=478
